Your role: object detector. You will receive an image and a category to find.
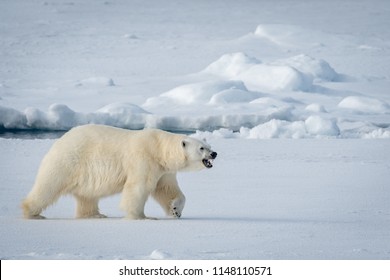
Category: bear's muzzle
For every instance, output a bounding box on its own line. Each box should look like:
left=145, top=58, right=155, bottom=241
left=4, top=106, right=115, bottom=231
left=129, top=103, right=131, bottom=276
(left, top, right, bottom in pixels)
left=202, top=151, right=217, bottom=168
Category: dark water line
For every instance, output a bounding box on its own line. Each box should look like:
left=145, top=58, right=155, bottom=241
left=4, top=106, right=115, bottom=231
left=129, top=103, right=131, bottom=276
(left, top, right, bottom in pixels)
left=0, top=129, right=67, bottom=139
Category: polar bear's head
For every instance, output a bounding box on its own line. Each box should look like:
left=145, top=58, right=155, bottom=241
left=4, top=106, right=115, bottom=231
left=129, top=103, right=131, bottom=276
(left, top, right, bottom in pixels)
left=181, top=137, right=217, bottom=171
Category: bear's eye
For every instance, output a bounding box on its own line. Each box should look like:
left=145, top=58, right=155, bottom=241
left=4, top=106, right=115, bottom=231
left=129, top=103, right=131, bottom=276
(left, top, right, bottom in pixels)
left=200, top=147, right=204, bottom=151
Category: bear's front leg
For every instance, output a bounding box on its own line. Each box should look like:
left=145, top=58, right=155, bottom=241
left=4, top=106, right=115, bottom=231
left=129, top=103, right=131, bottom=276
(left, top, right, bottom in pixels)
left=170, top=194, right=186, bottom=218
left=152, top=173, right=186, bottom=218
left=120, top=183, right=155, bottom=220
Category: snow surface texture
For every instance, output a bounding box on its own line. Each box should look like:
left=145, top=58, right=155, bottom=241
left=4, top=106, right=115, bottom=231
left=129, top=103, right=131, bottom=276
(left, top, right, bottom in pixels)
left=1, top=0, right=390, bottom=260
left=1, top=0, right=390, bottom=138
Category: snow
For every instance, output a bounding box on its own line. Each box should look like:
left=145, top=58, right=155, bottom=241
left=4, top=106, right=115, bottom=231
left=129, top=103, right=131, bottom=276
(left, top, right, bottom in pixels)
left=1, top=0, right=390, bottom=260
left=338, top=96, right=390, bottom=114
left=75, top=77, right=116, bottom=87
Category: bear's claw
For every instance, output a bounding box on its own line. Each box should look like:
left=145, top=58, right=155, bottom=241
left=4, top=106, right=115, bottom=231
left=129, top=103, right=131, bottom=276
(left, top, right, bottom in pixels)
left=170, top=196, right=185, bottom=218
left=172, top=207, right=181, bottom=218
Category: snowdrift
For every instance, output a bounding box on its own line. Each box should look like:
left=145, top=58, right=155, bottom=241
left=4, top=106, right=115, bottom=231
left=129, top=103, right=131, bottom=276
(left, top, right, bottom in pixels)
left=1, top=23, right=389, bottom=139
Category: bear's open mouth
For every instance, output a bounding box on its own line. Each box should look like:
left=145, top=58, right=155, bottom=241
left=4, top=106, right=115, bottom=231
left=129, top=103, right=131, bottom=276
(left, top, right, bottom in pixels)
left=202, top=158, right=214, bottom=168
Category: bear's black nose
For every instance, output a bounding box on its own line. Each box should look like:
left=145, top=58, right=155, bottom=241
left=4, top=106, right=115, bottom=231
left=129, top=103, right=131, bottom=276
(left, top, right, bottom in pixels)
left=210, top=152, right=217, bottom=159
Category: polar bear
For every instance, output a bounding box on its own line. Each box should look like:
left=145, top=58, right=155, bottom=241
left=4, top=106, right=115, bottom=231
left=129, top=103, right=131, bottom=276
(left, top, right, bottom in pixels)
left=22, top=124, right=217, bottom=220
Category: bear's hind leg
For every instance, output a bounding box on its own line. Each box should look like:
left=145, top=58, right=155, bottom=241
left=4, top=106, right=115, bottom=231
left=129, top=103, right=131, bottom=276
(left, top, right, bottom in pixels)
left=21, top=199, right=46, bottom=219
left=120, top=183, right=154, bottom=220
left=22, top=183, right=63, bottom=219
left=75, top=196, right=106, bottom=219
left=152, top=173, right=186, bottom=218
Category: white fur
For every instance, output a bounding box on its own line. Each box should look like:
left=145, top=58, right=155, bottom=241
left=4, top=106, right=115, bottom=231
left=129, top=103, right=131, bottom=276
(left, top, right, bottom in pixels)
left=22, top=124, right=215, bottom=220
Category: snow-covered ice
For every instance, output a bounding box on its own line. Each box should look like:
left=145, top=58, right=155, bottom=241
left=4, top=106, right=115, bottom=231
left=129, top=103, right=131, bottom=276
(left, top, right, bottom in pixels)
left=1, top=0, right=390, bottom=260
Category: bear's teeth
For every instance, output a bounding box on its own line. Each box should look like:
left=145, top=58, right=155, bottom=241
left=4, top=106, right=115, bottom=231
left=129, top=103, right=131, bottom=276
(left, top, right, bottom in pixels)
left=203, top=159, right=212, bottom=168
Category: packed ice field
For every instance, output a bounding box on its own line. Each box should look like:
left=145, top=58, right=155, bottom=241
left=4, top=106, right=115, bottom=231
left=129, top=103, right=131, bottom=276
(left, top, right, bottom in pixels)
left=0, top=0, right=389, bottom=259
